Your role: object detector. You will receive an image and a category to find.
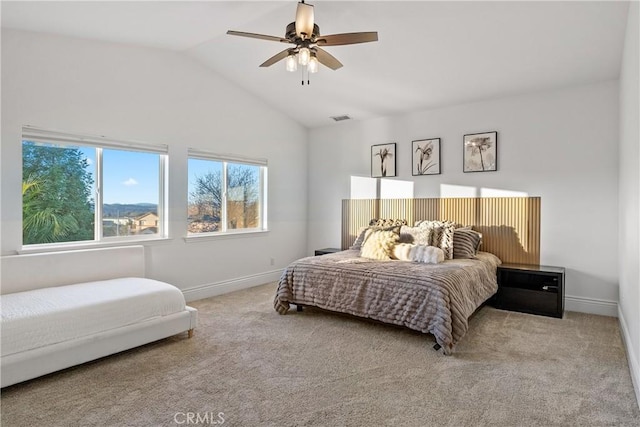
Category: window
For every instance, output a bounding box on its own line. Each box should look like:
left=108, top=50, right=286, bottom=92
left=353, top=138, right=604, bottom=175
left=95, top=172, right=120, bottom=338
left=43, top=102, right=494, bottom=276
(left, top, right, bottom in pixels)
left=188, top=150, right=267, bottom=235
left=21, top=127, right=167, bottom=247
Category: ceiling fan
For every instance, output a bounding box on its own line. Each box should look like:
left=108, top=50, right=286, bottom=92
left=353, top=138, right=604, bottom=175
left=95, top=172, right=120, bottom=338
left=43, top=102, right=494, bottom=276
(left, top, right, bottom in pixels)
left=227, top=1, right=378, bottom=81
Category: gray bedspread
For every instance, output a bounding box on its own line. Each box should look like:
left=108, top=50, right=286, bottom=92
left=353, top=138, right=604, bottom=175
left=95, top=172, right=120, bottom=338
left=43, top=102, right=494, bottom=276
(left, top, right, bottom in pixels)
left=274, top=250, right=501, bottom=354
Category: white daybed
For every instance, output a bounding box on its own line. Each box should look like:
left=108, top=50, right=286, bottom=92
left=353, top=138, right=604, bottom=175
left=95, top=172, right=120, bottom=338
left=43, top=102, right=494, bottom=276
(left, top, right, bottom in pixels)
left=0, top=246, right=197, bottom=388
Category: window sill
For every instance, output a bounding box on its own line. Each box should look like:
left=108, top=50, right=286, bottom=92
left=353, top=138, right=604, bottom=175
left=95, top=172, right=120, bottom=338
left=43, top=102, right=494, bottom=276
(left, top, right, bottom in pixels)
left=18, top=237, right=172, bottom=255
left=183, top=229, right=269, bottom=243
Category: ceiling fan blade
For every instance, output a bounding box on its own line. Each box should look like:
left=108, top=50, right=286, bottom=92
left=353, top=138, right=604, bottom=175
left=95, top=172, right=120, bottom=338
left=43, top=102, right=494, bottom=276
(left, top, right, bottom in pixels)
left=295, top=2, right=314, bottom=39
left=259, top=49, right=292, bottom=68
left=316, top=32, right=379, bottom=46
left=315, top=48, right=343, bottom=70
left=227, top=30, right=290, bottom=44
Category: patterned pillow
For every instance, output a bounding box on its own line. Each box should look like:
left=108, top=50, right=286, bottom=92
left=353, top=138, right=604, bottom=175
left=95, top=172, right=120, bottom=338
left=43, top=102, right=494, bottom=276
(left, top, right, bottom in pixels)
left=349, top=227, right=369, bottom=250
left=416, top=220, right=456, bottom=260
left=399, top=226, right=431, bottom=245
left=360, top=227, right=400, bottom=260
left=456, top=226, right=483, bottom=250
left=475, top=232, right=483, bottom=251
left=414, top=219, right=439, bottom=227
left=452, top=228, right=483, bottom=259
left=369, top=219, right=408, bottom=227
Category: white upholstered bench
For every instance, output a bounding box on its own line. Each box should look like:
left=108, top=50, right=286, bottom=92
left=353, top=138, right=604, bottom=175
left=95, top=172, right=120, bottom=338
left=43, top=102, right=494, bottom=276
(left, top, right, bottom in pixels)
left=0, top=246, right=197, bottom=388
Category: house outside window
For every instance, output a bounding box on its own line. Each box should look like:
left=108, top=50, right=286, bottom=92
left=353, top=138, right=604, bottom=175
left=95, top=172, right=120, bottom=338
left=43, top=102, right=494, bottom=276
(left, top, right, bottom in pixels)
left=21, top=126, right=168, bottom=248
left=187, top=150, right=267, bottom=236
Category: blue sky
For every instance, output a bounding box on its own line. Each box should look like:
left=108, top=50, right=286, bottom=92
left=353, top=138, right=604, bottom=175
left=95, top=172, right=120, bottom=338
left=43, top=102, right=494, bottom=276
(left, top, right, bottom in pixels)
left=78, top=148, right=221, bottom=205
left=80, top=147, right=159, bottom=205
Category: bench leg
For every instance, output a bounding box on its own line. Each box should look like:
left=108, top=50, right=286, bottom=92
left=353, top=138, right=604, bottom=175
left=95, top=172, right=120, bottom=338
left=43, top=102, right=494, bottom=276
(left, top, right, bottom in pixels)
left=188, top=329, right=194, bottom=339
left=296, top=304, right=303, bottom=312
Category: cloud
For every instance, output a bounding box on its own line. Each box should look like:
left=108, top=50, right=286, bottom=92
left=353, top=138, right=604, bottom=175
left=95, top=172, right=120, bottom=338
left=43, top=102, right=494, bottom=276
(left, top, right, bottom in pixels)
left=122, top=178, right=138, bottom=186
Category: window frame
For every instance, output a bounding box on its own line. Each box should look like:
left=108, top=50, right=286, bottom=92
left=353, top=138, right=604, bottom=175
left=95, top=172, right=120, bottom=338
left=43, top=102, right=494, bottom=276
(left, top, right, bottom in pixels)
left=186, top=149, right=268, bottom=239
left=21, top=126, right=169, bottom=251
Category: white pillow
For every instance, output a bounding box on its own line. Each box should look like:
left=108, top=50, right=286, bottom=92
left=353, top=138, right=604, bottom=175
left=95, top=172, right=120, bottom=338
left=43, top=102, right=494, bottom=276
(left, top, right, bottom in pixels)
left=393, top=243, right=444, bottom=264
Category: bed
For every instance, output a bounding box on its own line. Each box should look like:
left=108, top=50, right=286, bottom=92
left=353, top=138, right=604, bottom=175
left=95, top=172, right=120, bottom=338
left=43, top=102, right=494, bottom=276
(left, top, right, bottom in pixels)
left=274, top=249, right=500, bottom=354
left=275, top=197, right=541, bottom=354
left=0, top=246, right=197, bottom=388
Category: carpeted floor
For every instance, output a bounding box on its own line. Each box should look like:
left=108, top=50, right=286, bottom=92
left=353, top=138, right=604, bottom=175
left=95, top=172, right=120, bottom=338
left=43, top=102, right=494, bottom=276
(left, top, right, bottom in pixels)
left=1, top=282, right=638, bottom=427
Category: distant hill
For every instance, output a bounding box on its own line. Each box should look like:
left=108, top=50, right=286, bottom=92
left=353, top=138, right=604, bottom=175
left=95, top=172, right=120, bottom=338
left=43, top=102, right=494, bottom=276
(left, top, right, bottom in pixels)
left=103, top=203, right=157, bottom=218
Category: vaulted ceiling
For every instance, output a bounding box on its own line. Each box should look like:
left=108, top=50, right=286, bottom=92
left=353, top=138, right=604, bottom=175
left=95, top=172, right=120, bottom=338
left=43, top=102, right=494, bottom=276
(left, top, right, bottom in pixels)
left=1, top=1, right=630, bottom=128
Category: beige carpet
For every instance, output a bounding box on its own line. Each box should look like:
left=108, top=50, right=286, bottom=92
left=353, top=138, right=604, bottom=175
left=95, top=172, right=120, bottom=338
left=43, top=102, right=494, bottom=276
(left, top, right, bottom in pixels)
left=1, top=282, right=638, bottom=427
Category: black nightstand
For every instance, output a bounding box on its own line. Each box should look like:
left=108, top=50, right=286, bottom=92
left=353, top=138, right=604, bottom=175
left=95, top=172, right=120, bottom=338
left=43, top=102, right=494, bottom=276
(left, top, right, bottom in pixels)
left=494, top=264, right=565, bottom=318
left=314, top=248, right=341, bottom=256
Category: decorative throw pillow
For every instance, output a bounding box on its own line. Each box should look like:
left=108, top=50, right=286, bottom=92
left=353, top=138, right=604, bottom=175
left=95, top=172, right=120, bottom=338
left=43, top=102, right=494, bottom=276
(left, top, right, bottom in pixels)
left=453, top=225, right=483, bottom=251
left=351, top=224, right=404, bottom=250
left=392, top=243, right=444, bottom=264
left=360, top=227, right=400, bottom=260
left=475, top=232, right=483, bottom=251
left=369, top=219, right=408, bottom=227
left=414, top=219, right=440, bottom=227
left=416, top=220, right=456, bottom=260
left=399, top=226, right=431, bottom=245
left=349, top=226, right=369, bottom=250
left=452, top=228, right=483, bottom=259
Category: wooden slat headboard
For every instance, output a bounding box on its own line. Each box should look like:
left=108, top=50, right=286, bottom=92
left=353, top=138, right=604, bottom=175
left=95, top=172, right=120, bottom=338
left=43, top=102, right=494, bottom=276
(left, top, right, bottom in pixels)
left=342, top=197, right=541, bottom=265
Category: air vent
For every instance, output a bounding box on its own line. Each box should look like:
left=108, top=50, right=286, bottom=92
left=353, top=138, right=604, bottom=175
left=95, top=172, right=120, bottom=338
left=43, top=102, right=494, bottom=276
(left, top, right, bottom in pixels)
left=330, top=115, right=351, bottom=122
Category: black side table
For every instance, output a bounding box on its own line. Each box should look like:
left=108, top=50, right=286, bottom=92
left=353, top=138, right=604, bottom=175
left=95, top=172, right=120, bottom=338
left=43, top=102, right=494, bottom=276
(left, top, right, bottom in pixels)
left=494, top=263, right=565, bottom=318
left=314, top=248, right=341, bottom=256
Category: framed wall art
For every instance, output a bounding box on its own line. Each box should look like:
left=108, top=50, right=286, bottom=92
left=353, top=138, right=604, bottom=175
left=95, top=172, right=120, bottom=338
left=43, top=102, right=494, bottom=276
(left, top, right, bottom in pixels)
left=412, top=138, right=441, bottom=176
left=463, top=131, right=497, bottom=172
left=371, top=143, right=396, bottom=178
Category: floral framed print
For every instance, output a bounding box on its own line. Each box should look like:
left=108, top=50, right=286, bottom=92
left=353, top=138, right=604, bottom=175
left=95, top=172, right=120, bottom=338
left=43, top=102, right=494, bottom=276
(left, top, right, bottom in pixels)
left=463, top=131, right=497, bottom=172
left=412, top=138, right=441, bottom=176
left=371, top=143, right=396, bottom=178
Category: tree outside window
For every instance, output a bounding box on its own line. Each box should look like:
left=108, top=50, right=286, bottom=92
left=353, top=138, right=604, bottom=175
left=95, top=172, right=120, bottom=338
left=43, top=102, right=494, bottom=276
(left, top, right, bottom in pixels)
left=188, top=156, right=265, bottom=234
left=22, top=134, right=166, bottom=247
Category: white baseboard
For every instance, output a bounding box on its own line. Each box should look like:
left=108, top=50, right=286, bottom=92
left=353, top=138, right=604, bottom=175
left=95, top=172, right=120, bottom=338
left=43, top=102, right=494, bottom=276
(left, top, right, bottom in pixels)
left=565, top=294, right=618, bottom=317
left=618, top=305, right=640, bottom=409
left=181, top=269, right=283, bottom=302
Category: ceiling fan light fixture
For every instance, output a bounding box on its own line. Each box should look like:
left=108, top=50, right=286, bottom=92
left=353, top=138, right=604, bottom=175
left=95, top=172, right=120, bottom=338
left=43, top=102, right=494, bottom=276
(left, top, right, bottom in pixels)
left=308, top=55, right=319, bottom=73
left=298, top=47, right=310, bottom=65
left=285, top=54, right=298, bottom=72
left=295, top=2, right=314, bottom=39
left=227, top=0, right=378, bottom=81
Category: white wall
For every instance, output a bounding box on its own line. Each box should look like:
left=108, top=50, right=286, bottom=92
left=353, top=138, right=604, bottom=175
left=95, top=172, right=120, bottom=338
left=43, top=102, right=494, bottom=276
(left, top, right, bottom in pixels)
left=0, top=29, right=308, bottom=297
left=308, top=81, right=620, bottom=316
left=618, top=1, right=640, bottom=405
